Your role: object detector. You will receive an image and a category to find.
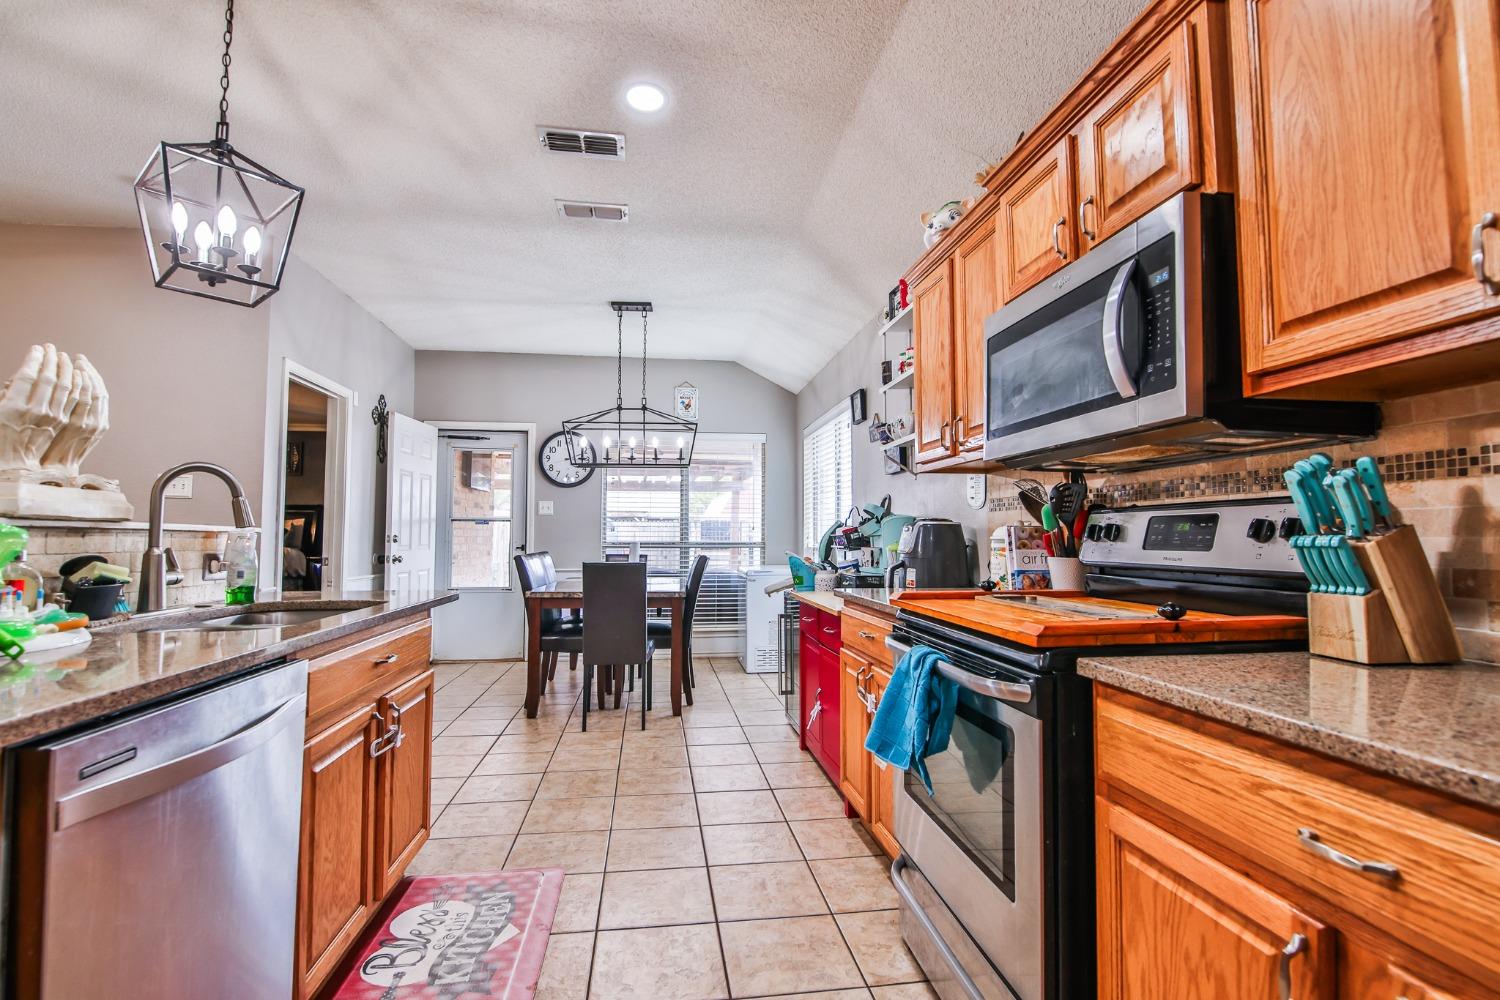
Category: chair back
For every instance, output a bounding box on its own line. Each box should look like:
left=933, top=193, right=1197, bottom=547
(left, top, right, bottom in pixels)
left=582, top=561, right=649, bottom=666
left=515, top=551, right=567, bottom=631
left=681, top=554, right=710, bottom=645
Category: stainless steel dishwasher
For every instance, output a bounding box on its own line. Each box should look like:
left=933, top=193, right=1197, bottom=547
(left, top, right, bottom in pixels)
left=9, top=660, right=308, bottom=1000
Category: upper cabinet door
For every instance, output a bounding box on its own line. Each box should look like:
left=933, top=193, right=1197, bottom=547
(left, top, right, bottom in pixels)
left=999, top=138, right=1076, bottom=301
left=1232, top=0, right=1500, bottom=384
left=912, top=260, right=957, bottom=465
left=1075, top=23, right=1201, bottom=248
left=953, top=217, right=999, bottom=453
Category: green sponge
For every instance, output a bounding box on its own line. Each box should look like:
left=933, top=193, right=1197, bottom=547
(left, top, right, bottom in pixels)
left=68, top=562, right=131, bottom=585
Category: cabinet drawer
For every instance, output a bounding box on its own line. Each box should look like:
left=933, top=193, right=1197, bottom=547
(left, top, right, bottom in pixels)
left=308, top=621, right=431, bottom=722
left=841, top=607, right=893, bottom=668
left=813, top=608, right=842, bottom=649
left=1095, top=690, right=1500, bottom=987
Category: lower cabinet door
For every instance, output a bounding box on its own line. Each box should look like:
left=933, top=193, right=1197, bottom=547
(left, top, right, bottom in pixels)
left=297, top=703, right=380, bottom=999
left=865, top=669, right=900, bottom=859
left=376, top=669, right=435, bottom=895
left=799, top=630, right=822, bottom=755
left=839, top=650, right=871, bottom=820
left=817, top=640, right=842, bottom=785
left=1338, top=940, right=1465, bottom=1000
left=1096, top=797, right=1334, bottom=1000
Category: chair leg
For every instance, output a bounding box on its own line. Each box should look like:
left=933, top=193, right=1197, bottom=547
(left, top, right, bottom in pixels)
left=547, top=651, right=558, bottom=680
left=582, top=664, right=591, bottom=732
left=683, top=640, right=694, bottom=706
left=613, top=667, right=623, bottom=710
left=596, top=664, right=608, bottom=708
left=640, top=664, right=647, bottom=730
left=569, top=652, right=578, bottom=672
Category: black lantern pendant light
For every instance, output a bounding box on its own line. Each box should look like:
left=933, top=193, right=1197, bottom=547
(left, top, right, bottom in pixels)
left=562, top=302, right=699, bottom=469
left=132, top=0, right=304, bottom=307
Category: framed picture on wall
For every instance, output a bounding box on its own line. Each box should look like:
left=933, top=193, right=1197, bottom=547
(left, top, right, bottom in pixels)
left=849, top=388, right=867, bottom=425
left=286, top=440, right=305, bottom=477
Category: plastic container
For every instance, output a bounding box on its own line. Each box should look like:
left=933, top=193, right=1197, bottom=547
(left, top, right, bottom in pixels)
left=223, top=528, right=260, bottom=605
left=66, top=582, right=125, bottom=621
left=788, top=555, right=816, bottom=592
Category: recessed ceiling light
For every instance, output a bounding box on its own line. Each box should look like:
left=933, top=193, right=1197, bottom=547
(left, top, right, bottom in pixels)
left=625, top=83, right=667, bottom=113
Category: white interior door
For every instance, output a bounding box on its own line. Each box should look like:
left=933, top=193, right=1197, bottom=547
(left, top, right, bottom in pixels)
left=432, top=430, right=529, bottom=660
left=384, top=413, right=438, bottom=597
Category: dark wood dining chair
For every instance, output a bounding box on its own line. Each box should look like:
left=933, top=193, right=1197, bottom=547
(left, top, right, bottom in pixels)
left=534, top=550, right=580, bottom=674
left=514, top=552, right=582, bottom=692
left=647, top=554, right=708, bottom=702
left=582, top=561, right=654, bottom=730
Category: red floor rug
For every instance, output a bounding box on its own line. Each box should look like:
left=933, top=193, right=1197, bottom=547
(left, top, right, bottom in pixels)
left=329, top=868, right=564, bottom=1000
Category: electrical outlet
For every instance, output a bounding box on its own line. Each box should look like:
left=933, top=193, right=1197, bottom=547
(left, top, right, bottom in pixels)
left=538, top=500, right=555, bottom=516
left=164, top=475, right=193, bottom=499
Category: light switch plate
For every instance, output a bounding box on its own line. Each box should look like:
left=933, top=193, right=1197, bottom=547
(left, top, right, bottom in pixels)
left=538, top=500, right=555, bottom=516
left=164, top=475, right=193, bottom=499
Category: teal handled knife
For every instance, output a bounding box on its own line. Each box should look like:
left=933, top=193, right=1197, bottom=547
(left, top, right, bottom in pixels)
left=1291, top=537, right=1331, bottom=592
left=1283, top=469, right=1321, bottom=535
left=1287, top=535, right=1319, bottom=590
left=1293, top=460, right=1340, bottom=531
left=1308, top=452, right=1334, bottom=482
left=1328, top=536, right=1371, bottom=595
left=1354, top=455, right=1397, bottom=530
left=1330, top=471, right=1373, bottom=538
left=1313, top=535, right=1355, bottom=594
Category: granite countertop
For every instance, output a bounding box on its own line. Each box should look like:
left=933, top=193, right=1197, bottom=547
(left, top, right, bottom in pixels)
left=1079, top=652, right=1500, bottom=809
left=0, top=590, right=457, bottom=748
left=788, top=590, right=844, bottom=614
left=838, top=588, right=900, bottom=616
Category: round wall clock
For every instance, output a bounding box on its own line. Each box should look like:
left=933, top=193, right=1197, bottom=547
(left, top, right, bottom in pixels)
left=538, top=431, right=596, bottom=487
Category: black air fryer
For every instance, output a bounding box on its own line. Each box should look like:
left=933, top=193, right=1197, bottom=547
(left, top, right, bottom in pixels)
left=884, top=518, right=971, bottom=589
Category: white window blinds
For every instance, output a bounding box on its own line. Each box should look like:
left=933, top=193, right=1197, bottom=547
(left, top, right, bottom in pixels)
left=802, top=403, right=853, bottom=553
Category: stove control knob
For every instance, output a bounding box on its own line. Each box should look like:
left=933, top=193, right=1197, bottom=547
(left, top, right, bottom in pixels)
left=1085, top=523, right=1103, bottom=541
left=1246, top=517, right=1277, bottom=543
left=1278, top=516, right=1300, bottom=540
left=1156, top=602, right=1186, bottom=621
left=1103, top=523, right=1123, bottom=542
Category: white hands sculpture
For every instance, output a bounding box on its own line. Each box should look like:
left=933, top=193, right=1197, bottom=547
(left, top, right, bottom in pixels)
left=0, top=344, right=132, bottom=520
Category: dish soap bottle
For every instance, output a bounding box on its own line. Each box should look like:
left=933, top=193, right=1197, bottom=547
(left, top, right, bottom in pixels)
left=223, top=528, right=259, bottom=605
left=4, top=550, right=43, bottom=612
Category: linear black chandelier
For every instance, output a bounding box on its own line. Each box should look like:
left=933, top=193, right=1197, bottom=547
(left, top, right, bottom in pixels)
left=132, top=0, right=304, bottom=307
left=562, top=302, right=698, bottom=469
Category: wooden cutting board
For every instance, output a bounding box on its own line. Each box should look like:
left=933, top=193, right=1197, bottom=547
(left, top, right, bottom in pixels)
left=891, top=589, right=1307, bottom=648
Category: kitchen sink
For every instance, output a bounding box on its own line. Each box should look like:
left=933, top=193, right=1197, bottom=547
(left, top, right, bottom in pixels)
left=98, top=601, right=381, bottom=634
left=158, top=609, right=345, bottom=631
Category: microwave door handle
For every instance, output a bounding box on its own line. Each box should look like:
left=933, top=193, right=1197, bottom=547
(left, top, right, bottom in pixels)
left=1102, top=257, right=1139, bottom=399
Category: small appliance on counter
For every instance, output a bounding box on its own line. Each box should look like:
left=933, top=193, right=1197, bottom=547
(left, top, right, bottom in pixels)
left=884, top=517, right=972, bottom=589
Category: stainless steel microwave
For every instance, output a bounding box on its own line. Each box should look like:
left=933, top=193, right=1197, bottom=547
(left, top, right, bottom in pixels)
left=983, top=193, right=1378, bottom=472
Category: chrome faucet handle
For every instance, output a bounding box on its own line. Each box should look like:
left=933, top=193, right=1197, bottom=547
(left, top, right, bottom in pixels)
left=164, top=547, right=180, bottom=572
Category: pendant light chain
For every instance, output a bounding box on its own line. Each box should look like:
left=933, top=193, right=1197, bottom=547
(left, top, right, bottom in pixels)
left=215, top=0, right=235, bottom=143
left=614, top=307, right=625, bottom=409
left=640, top=311, right=649, bottom=407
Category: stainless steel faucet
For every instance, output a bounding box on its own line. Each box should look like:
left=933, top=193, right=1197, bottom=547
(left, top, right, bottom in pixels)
left=137, top=462, right=256, bottom=613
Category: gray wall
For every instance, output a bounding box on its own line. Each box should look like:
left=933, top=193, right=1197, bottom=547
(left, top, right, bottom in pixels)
left=415, top=351, right=798, bottom=569
left=796, top=312, right=987, bottom=567
left=0, top=224, right=269, bottom=524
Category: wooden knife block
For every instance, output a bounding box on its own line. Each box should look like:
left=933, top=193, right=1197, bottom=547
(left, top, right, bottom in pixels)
left=1307, top=526, right=1462, bottom=665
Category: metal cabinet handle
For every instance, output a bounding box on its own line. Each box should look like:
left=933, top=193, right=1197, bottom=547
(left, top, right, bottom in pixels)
left=822, top=625, right=837, bottom=635
left=1474, top=212, right=1499, bottom=295
left=890, top=856, right=985, bottom=1000
left=857, top=630, right=877, bottom=640
left=1079, top=195, right=1097, bottom=241
left=1296, top=828, right=1400, bottom=879
left=938, top=420, right=950, bottom=450
left=374, top=653, right=399, bottom=665
left=1278, top=933, right=1307, bottom=1000
left=1051, top=217, right=1067, bottom=260
left=806, top=690, right=822, bottom=728
left=369, top=710, right=396, bottom=758
left=885, top=636, right=1034, bottom=704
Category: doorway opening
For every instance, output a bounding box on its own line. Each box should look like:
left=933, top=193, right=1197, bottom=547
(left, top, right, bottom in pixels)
left=275, top=362, right=353, bottom=596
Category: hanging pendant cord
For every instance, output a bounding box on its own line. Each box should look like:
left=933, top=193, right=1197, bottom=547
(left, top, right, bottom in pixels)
left=215, top=0, right=235, bottom=144
left=614, top=307, right=624, bottom=410
left=640, top=311, right=649, bottom=408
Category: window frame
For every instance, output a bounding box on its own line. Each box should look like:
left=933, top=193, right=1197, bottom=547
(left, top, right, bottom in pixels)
left=801, top=401, right=854, bottom=554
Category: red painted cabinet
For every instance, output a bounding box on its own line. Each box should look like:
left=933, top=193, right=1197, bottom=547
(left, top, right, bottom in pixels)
left=798, top=605, right=842, bottom=784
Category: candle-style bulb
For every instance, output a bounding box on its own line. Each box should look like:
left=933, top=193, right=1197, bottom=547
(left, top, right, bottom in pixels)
left=650, top=436, right=660, bottom=449
left=170, top=201, right=189, bottom=243
left=193, top=221, right=214, bottom=263
left=243, top=225, right=262, bottom=259
left=216, top=205, right=237, bottom=237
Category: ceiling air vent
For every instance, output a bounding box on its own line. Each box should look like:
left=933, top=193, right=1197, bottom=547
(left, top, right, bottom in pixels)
left=538, top=126, right=625, bottom=158
left=555, top=200, right=629, bottom=222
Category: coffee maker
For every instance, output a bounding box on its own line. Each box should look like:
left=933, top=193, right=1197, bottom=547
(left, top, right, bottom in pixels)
left=884, top=518, right=972, bottom=589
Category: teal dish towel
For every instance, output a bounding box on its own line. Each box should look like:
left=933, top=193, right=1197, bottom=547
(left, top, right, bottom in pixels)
left=864, top=644, right=958, bottom=795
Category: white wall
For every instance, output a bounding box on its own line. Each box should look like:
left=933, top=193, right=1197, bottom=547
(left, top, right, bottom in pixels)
left=414, top=351, right=798, bottom=570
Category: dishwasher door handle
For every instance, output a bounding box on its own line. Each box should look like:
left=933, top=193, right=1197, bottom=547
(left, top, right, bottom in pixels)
left=54, top=694, right=308, bottom=832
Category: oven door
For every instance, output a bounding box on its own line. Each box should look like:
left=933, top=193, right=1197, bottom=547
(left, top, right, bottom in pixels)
left=887, top=645, right=1045, bottom=1000
left=984, top=193, right=1200, bottom=466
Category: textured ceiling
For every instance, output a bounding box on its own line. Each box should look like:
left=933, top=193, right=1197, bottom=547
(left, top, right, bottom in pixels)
left=0, top=0, right=1147, bottom=391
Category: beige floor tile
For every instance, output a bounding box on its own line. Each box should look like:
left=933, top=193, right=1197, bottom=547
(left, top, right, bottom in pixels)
left=429, top=800, right=530, bottom=839
left=606, top=826, right=706, bottom=871
left=456, top=704, right=520, bottom=721
left=870, top=983, right=937, bottom=999
left=763, top=991, right=872, bottom=999
left=681, top=709, right=740, bottom=728
left=431, top=754, right=483, bottom=779
left=701, top=822, right=802, bottom=866
left=718, top=915, right=863, bottom=997
left=432, top=734, right=499, bottom=756
left=474, top=751, right=554, bottom=775
left=554, top=873, right=603, bottom=933
left=791, top=819, right=881, bottom=860
left=773, top=785, right=848, bottom=821
left=753, top=742, right=814, bottom=764
left=589, top=924, right=727, bottom=999
left=611, top=793, right=699, bottom=829
left=523, top=796, right=615, bottom=834
left=493, top=733, right=563, bottom=754
left=598, top=866, right=715, bottom=929
left=744, top=725, right=800, bottom=744
left=763, top=762, right=834, bottom=789
left=709, top=861, right=827, bottom=921
left=616, top=767, right=694, bottom=796
left=810, top=857, right=900, bottom=912
left=559, top=731, right=624, bottom=751
left=453, top=771, right=543, bottom=803
left=537, top=770, right=619, bottom=799
left=506, top=715, right=568, bottom=733
left=692, top=764, right=768, bottom=792
left=733, top=710, right=792, bottom=728
left=620, top=744, right=689, bottom=769
left=695, top=790, right=784, bottom=826
left=687, top=743, right=758, bottom=767
left=430, top=776, right=464, bottom=811
left=549, top=748, right=623, bottom=772
left=507, top=831, right=610, bottom=874
left=440, top=717, right=509, bottom=737
left=685, top=726, right=748, bottom=746
left=537, top=931, right=594, bottom=1000
left=621, top=726, right=687, bottom=745
left=836, top=910, right=923, bottom=985
left=407, top=834, right=515, bottom=875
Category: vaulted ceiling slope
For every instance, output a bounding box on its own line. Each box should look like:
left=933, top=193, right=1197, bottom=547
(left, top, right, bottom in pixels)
left=0, top=0, right=1146, bottom=391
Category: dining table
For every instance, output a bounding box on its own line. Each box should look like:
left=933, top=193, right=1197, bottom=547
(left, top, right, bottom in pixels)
left=522, top=574, right=691, bottom=718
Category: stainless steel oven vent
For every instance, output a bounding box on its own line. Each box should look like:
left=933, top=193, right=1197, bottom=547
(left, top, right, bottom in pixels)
left=538, top=127, right=625, bottom=157
left=555, top=200, right=629, bottom=222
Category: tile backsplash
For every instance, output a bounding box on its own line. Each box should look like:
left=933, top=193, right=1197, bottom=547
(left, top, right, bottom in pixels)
left=13, top=522, right=232, bottom=611
left=987, top=378, right=1500, bottom=664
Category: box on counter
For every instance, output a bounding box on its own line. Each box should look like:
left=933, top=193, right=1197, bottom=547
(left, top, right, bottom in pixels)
left=990, top=525, right=1051, bottom=590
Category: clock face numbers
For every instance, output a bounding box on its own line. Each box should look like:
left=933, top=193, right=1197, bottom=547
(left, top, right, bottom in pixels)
left=539, top=432, right=596, bottom=487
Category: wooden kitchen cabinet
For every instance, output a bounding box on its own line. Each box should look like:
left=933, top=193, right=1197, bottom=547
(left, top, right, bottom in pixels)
left=952, top=215, right=997, bottom=454
left=1339, top=941, right=1462, bottom=1000
left=912, top=259, right=957, bottom=465
left=998, top=138, right=1075, bottom=301
left=1096, top=796, right=1333, bottom=1000
left=865, top=669, right=900, bottom=859
left=375, top=669, right=435, bottom=895
left=1074, top=22, right=1201, bottom=248
left=1230, top=0, right=1500, bottom=395
left=838, top=606, right=900, bottom=859
left=839, top=650, right=872, bottom=821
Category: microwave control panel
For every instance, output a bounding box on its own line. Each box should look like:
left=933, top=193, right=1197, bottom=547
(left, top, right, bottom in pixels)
left=1080, top=499, right=1303, bottom=576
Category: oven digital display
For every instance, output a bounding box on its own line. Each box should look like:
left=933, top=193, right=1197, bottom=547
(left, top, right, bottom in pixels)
left=1143, top=513, right=1219, bottom=551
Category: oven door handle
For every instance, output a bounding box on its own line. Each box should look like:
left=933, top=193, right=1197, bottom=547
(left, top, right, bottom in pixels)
left=885, top=637, right=1034, bottom=705
left=890, top=855, right=986, bottom=1000
left=1102, top=257, right=1139, bottom=399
